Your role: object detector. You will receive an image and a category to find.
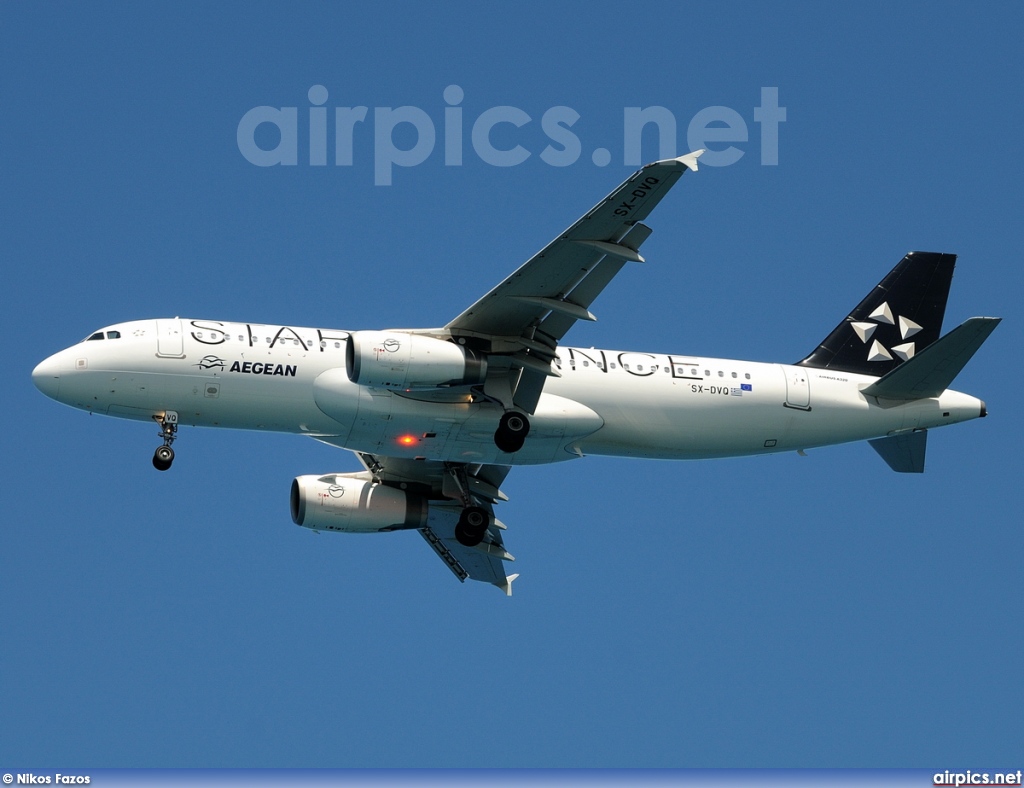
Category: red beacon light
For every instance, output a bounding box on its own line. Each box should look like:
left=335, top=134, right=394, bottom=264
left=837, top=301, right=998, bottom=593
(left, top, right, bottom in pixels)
left=398, top=434, right=418, bottom=446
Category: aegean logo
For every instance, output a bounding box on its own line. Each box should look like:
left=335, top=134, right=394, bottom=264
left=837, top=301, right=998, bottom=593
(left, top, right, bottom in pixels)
left=193, top=355, right=226, bottom=370
left=237, top=85, right=786, bottom=185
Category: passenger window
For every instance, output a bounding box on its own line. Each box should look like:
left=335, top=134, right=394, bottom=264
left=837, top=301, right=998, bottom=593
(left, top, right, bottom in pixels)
left=583, top=361, right=589, bottom=367
left=718, top=371, right=724, bottom=377
left=745, top=373, right=751, bottom=380
left=731, top=372, right=737, bottom=378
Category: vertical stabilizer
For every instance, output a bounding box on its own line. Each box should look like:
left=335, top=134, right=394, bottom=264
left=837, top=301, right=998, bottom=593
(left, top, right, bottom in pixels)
left=799, top=252, right=956, bottom=377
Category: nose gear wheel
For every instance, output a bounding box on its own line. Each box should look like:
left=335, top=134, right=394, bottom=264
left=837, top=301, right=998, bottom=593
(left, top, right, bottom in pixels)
left=152, top=411, right=179, bottom=471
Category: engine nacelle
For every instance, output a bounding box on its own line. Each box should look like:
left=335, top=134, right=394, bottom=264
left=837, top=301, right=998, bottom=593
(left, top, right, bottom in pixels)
left=346, top=330, right=486, bottom=389
left=290, top=473, right=427, bottom=533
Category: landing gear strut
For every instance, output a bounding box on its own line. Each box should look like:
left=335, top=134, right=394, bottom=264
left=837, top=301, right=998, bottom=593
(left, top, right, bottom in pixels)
left=152, top=411, right=178, bottom=471
left=494, top=410, right=530, bottom=454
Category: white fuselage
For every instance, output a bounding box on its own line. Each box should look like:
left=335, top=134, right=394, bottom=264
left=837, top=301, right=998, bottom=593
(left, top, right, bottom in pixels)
left=32, top=318, right=985, bottom=465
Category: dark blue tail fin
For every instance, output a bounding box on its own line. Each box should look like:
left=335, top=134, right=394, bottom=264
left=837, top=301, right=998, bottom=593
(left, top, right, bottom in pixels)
left=798, top=251, right=956, bottom=377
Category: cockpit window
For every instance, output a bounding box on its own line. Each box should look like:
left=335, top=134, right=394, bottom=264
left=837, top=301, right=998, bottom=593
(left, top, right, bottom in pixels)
left=86, top=332, right=104, bottom=341
left=106, top=331, right=121, bottom=339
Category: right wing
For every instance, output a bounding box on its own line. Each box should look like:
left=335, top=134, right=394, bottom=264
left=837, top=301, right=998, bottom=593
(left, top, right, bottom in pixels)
left=420, top=504, right=519, bottom=596
left=354, top=451, right=519, bottom=594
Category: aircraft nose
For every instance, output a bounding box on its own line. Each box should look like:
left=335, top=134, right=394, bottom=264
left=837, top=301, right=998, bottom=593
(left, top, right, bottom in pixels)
left=32, top=355, right=62, bottom=400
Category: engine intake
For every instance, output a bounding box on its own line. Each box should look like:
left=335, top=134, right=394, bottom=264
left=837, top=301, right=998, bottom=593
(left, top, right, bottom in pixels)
left=290, top=473, right=427, bottom=533
left=346, top=331, right=486, bottom=389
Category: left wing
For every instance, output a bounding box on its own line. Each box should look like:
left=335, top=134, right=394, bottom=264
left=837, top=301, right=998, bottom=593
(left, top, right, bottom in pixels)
left=444, top=151, right=704, bottom=412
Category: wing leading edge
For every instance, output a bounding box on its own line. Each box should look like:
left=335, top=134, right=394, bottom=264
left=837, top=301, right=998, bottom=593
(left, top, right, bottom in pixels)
left=446, top=151, right=704, bottom=340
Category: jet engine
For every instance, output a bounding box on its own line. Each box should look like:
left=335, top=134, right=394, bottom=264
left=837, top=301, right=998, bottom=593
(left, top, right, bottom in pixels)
left=290, top=473, right=427, bottom=533
left=346, top=331, right=486, bottom=389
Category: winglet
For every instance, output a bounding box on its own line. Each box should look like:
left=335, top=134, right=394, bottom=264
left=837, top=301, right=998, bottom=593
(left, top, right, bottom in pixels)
left=501, top=573, right=520, bottom=597
left=661, top=149, right=704, bottom=172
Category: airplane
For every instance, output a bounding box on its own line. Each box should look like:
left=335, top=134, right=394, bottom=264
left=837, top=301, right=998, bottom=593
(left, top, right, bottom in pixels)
left=32, top=150, right=1000, bottom=594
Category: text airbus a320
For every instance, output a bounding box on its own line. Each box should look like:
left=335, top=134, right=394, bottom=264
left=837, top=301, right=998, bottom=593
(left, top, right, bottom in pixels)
left=33, top=151, right=1000, bottom=593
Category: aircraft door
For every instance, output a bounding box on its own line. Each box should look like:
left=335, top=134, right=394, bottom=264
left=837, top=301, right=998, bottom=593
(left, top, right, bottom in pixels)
left=783, top=365, right=811, bottom=410
left=156, top=319, right=185, bottom=358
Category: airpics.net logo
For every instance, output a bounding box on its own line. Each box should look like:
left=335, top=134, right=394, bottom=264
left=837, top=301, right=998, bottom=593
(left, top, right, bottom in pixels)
left=236, top=85, right=786, bottom=185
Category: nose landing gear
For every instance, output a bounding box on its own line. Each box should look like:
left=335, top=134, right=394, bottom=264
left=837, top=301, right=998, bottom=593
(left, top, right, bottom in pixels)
left=152, top=411, right=178, bottom=471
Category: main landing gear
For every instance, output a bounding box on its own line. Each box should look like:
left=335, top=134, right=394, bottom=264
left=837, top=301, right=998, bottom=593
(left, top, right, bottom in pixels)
left=445, top=464, right=493, bottom=547
left=451, top=409, right=530, bottom=543
left=152, top=411, right=178, bottom=471
left=494, top=410, right=530, bottom=454
left=455, top=505, right=490, bottom=547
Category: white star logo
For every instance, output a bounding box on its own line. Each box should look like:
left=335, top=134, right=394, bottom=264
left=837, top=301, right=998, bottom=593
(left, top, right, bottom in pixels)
left=868, top=302, right=895, bottom=325
left=852, top=301, right=920, bottom=362
left=867, top=340, right=893, bottom=362
left=898, top=315, right=922, bottom=340
left=851, top=321, right=877, bottom=343
left=892, top=342, right=915, bottom=361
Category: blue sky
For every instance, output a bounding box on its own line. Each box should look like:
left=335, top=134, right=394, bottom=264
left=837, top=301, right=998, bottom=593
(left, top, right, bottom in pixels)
left=2, top=1, right=1022, bottom=769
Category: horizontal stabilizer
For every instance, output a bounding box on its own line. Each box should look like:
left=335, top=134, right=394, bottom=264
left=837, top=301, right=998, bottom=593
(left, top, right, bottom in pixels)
left=862, top=317, right=1001, bottom=401
left=869, top=430, right=927, bottom=473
